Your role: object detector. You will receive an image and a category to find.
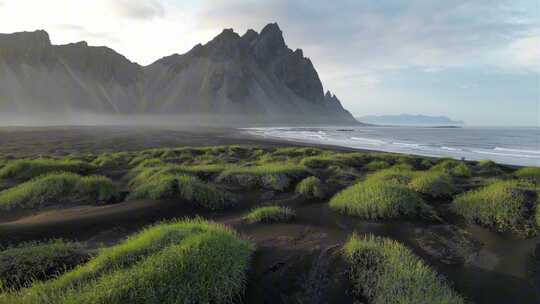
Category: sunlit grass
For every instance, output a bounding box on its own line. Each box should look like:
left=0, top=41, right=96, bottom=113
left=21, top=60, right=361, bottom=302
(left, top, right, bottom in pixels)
left=0, top=159, right=94, bottom=182
left=0, top=172, right=118, bottom=211
left=128, top=170, right=234, bottom=210
left=409, top=171, right=455, bottom=198
left=243, top=206, right=295, bottom=224
left=365, top=167, right=416, bottom=186
left=476, top=160, right=503, bottom=176
left=295, top=176, right=326, bottom=199
left=329, top=180, right=432, bottom=220
left=452, top=180, right=539, bottom=236
left=0, top=219, right=254, bottom=304
left=365, top=160, right=390, bottom=171
left=515, top=167, right=540, bottom=183
left=343, top=234, right=465, bottom=304
left=217, top=163, right=306, bottom=191
left=91, top=152, right=130, bottom=168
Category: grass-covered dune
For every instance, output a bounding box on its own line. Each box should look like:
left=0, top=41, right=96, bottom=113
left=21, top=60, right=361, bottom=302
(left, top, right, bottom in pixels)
left=452, top=180, right=539, bottom=236
left=409, top=171, right=456, bottom=198
left=344, top=234, right=466, bottom=304
left=0, top=240, right=88, bottom=289
left=243, top=206, right=295, bottom=224
left=0, top=159, right=94, bottom=182
left=0, top=219, right=254, bottom=304
left=365, top=167, right=416, bottom=186
left=515, top=167, right=540, bottom=182
left=329, top=180, right=432, bottom=220
left=295, top=176, right=326, bottom=199
left=217, top=163, right=307, bottom=191
left=128, top=166, right=234, bottom=210
left=91, top=152, right=131, bottom=168
left=430, top=159, right=472, bottom=178
left=0, top=172, right=118, bottom=211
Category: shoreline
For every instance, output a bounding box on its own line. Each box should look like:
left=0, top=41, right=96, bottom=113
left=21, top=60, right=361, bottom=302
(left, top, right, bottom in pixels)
left=0, top=125, right=532, bottom=168
left=240, top=126, right=539, bottom=167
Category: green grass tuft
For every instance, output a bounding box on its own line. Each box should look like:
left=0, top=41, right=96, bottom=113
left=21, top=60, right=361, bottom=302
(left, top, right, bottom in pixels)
left=515, top=167, right=540, bottom=183
left=129, top=172, right=234, bottom=210
left=91, top=152, right=130, bottom=168
left=408, top=171, right=455, bottom=198
left=452, top=180, right=539, bottom=236
left=365, top=167, right=416, bottom=186
left=0, top=240, right=88, bottom=290
left=0, top=219, right=254, bottom=304
left=0, top=172, right=118, bottom=211
left=0, top=159, right=94, bottom=182
left=295, top=176, right=326, bottom=199
left=343, top=234, right=465, bottom=304
left=243, top=206, right=295, bottom=224
left=451, top=163, right=472, bottom=177
left=217, top=164, right=306, bottom=191
left=476, top=160, right=503, bottom=176
left=329, top=181, right=432, bottom=220
left=365, top=160, right=390, bottom=171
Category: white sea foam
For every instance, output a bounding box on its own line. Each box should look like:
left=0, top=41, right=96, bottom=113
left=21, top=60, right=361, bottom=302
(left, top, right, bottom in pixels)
left=441, top=146, right=462, bottom=152
left=472, top=150, right=538, bottom=159
left=494, top=147, right=540, bottom=155
left=242, top=126, right=540, bottom=166
left=393, top=142, right=421, bottom=148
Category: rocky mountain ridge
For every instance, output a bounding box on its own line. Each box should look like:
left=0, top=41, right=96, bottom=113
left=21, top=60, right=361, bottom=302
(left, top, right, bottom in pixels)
left=0, top=23, right=357, bottom=125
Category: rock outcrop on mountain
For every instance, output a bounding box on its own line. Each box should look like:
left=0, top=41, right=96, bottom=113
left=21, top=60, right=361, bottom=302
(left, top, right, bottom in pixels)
left=0, top=23, right=357, bottom=125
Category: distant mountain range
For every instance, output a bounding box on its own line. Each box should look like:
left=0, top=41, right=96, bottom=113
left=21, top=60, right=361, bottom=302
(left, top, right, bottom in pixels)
left=0, top=23, right=357, bottom=126
left=357, top=114, right=464, bottom=126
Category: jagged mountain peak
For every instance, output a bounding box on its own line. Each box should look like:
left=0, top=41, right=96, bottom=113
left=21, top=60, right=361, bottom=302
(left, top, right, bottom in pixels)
left=0, top=24, right=358, bottom=125
left=0, top=29, right=51, bottom=48
left=260, top=22, right=283, bottom=38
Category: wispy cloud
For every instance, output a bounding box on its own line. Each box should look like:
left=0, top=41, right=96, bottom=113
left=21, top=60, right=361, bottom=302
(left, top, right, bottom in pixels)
left=52, top=24, right=119, bottom=43
left=108, top=0, right=164, bottom=20
left=197, top=0, right=538, bottom=73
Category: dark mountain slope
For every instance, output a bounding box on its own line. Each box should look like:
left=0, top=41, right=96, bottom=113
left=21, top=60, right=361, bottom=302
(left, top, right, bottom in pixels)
left=0, top=23, right=357, bottom=125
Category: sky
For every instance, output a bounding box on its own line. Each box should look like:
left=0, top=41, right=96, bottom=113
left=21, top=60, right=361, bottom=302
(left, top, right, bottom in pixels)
left=0, top=0, right=538, bottom=126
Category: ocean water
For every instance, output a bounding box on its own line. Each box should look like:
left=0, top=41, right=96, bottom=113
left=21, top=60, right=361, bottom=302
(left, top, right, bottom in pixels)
left=243, top=126, right=540, bottom=167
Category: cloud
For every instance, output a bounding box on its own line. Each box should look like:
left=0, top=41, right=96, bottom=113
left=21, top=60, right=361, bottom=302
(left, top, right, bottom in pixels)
left=504, top=34, right=540, bottom=71
left=52, top=24, right=119, bottom=43
left=197, top=0, right=538, bottom=72
left=108, top=0, right=164, bottom=20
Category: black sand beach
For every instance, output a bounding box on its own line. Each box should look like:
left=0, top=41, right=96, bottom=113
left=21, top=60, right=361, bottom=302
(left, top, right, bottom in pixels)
left=0, top=126, right=538, bottom=303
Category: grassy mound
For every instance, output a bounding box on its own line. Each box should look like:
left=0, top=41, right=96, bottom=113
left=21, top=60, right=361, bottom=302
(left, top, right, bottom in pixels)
left=365, top=167, right=416, bottom=186
left=409, top=171, right=455, bottom=198
left=91, top=152, right=130, bottom=168
left=365, top=160, right=390, bottom=171
left=129, top=163, right=228, bottom=187
left=299, top=153, right=367, bottom=169
left=295, top=176, right=325, bottom=199
left=0, top=219, right=254, bottom=304
left=0, top=159, right=94, bottom=182
left=452, top=180, right=539, bottom=236
left=344, top=234, right=465, bottom=304
left=217, top=164, right=306, bottom=191
left=451, top=163, right=472, bottom=177
left=431, top=159, right=460, bottom=172
left=515, top=167, right=540, bottom=182
left=0, top=173, right=118, bottom=211
left=329, top=181, right=431, bottom=220
left=476, top=160, right=503, bottom=176
left=0, top=240, right=88, bottom=290
left=128, top=171, right=233, bottom=210
left=243, top=206, right=295, bottom=224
